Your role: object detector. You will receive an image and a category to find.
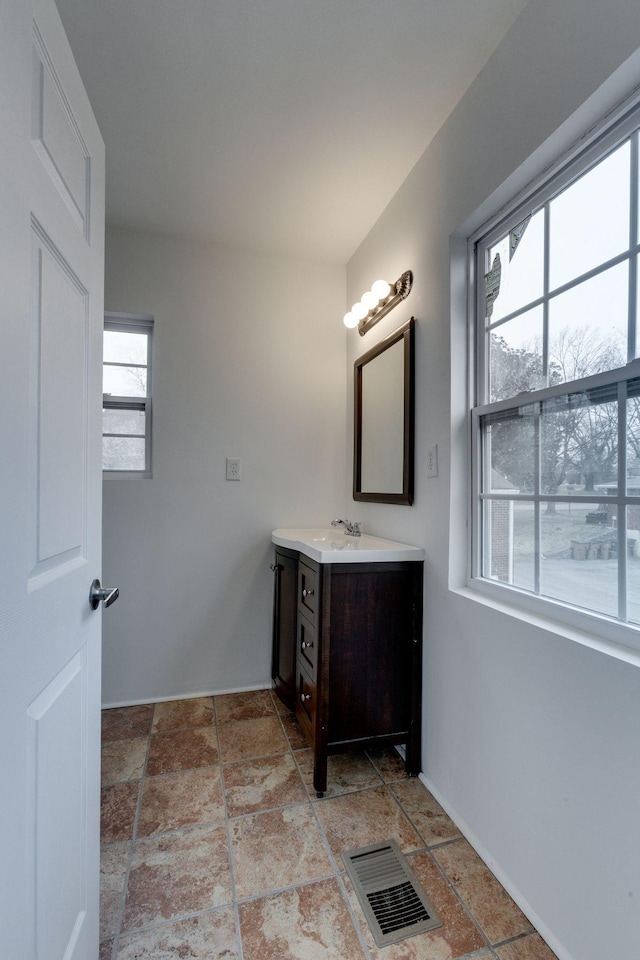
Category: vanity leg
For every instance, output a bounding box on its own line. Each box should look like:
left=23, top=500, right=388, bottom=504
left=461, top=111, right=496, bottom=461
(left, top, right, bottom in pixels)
left=405, top=727, right=422, bottom=777
left=313, top=748, right=328, bottom=797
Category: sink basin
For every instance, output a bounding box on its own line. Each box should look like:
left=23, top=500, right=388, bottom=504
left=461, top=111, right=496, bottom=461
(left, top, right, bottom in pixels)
left=271, top=528, right=425, bottom=563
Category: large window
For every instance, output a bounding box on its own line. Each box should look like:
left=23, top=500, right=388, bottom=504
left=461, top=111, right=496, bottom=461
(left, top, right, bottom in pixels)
left=471, top=100, right=640, bottom=641
left=102, top=312, right=153, bottom=475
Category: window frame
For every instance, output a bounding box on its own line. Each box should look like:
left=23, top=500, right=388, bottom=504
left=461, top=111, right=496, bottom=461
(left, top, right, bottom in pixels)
left=468, top=90, right=640, bottom=653
left=103, top=311, right=153, bottom=478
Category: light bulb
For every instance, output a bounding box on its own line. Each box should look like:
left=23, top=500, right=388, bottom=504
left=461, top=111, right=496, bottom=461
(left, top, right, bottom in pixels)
left=343, top=311, right=359, bottom=328
left=352, top=301, right=367, bottom=321
left=361, top=291, right=377, bottom=311
left=371, top=279, right=391, bottom=301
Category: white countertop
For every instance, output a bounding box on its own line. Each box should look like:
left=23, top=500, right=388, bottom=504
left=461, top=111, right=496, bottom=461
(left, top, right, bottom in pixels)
left=271, top=528, right=425, bottom=563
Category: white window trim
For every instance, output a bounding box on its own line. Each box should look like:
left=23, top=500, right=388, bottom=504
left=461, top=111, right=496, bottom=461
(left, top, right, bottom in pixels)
left=103, top=311, right=153, bottom=478
left=465, top=85, right=640, bottom=661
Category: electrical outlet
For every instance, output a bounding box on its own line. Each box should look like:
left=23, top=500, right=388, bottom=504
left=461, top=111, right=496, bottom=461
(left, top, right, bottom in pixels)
left=226, top=457, right=242, bottom=480
left=426, top=444, right=438, bottom=478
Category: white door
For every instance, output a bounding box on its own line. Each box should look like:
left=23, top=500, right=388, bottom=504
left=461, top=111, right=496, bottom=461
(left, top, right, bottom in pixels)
left=0, top=0, right=105, bottom=957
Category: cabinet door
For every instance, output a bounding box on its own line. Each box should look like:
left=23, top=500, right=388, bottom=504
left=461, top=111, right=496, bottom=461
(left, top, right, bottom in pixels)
left=327, top=568, right=415, bottom=743
left=271, top=550, right=297, bottom=710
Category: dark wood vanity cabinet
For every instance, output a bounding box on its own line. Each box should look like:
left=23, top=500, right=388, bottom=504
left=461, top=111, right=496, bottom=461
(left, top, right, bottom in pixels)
left=272, top=548, right=423, bottom=795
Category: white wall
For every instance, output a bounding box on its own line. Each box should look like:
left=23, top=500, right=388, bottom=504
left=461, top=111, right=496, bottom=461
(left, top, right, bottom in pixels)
left=102, top=228, right=346, bottom=704
left=346, top=2, right=640, bottom=959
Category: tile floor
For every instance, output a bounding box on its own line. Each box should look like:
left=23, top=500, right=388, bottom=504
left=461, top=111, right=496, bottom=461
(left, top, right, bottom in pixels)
left=100, top=689, right=558, bottom=960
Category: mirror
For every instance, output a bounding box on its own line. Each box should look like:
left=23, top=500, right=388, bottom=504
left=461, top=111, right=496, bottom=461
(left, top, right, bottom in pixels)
left=353, top=317, right=414, bottom=504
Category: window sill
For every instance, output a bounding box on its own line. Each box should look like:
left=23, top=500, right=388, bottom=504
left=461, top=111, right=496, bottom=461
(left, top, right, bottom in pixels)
left=103, top=471, right=152, bottom=479
left=454, top=577, right=640, bottom=668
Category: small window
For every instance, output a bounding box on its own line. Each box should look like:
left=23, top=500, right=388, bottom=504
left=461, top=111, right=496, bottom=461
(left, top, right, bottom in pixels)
left=102, top=313, right=153, bottom=476
left=470, top=97, right=640, bottom=645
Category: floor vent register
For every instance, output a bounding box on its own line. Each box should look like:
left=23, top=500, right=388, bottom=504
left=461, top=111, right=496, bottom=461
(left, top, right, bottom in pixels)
left=342, top=839, right=442, bottom=947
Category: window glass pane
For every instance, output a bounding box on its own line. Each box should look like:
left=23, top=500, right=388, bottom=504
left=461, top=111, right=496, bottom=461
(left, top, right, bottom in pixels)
left=103, top=407, right=146, bottom=436
left=511, top=500, right=536, bottom=591
left=627, top=507, right=640, bottom=625
left=487, top=413, right=535, bottom=495
left=627, top=389, right=640, bottom=493
left=486, top=209, right=544, bottom=323
left=541, top=501, right=617, bottom=617
left=104, top=330, right=148, bottom=365
left=104, top=364, right=148, bottom=398
left=548, top=261, right=628, bottom=383
left=489, top=306, right=544, bottom=401
left=635, top=253, right=640, bottom=360
left=541, top=388, right=618, bottom=496
left=102, top=436, right=146, bottom=471
left=483, top=499, right=535, bottom=590
left=549, top=141, right=630, bottom=291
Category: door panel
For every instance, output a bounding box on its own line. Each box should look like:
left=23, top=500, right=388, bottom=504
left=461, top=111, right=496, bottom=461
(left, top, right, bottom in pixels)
left=30, top=222, right=88, bottom=579
left=32, top=19, right=91, bottom=237
left=27, top=649, right=92, bottom=960
left=0, top=0, right=105, bottom=957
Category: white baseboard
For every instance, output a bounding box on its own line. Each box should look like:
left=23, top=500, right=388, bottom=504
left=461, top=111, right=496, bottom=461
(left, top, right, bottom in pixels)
left=102, top=681, right=271, bottom=710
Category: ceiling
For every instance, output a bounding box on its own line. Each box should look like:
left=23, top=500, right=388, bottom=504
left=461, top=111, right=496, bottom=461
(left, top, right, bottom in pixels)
left=56, top=0, right=528, bottom=264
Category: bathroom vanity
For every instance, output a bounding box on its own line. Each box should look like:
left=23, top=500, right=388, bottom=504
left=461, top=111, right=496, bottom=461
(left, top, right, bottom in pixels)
left=271, top=528, right=424, bottom=795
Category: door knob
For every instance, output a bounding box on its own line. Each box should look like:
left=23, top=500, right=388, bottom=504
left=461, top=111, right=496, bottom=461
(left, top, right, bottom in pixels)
left=89, top=578, right=119, bottom=611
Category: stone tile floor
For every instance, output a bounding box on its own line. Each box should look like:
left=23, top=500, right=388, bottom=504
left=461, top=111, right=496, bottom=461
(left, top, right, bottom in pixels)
left=100, top=689, right=558, bottom=960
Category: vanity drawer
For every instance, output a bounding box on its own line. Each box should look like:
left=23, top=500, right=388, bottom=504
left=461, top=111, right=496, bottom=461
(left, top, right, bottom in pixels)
left=297, top=614, right=317, bottom=677
left=297, top=668, right=316, bottom=734
left=298, top=562, right=317, bottom=623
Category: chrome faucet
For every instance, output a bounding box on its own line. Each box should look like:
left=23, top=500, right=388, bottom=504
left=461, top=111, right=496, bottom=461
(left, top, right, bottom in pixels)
left=331, top=518, right=361, bottom=537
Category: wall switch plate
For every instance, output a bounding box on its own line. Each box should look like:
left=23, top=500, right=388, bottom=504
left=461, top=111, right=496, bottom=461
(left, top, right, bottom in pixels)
left=226, top=457, right=242, bottom=480
left=426, top=444, right=438, bottom=478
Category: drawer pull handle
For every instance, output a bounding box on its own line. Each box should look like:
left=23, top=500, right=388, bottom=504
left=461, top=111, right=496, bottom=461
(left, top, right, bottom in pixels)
left=302, top=588, right=314, bottom=598
left=301, top=693, right=312, bottom=702
left=301, top=640, right=314, bottom=650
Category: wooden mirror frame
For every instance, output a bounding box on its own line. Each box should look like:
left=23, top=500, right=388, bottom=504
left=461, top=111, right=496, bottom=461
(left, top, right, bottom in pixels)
left=353, top=317, right=415, bottom=505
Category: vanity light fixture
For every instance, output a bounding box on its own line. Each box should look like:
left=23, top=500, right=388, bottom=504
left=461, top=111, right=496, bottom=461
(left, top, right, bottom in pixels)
left=343, top=270, right=413, bottom=336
